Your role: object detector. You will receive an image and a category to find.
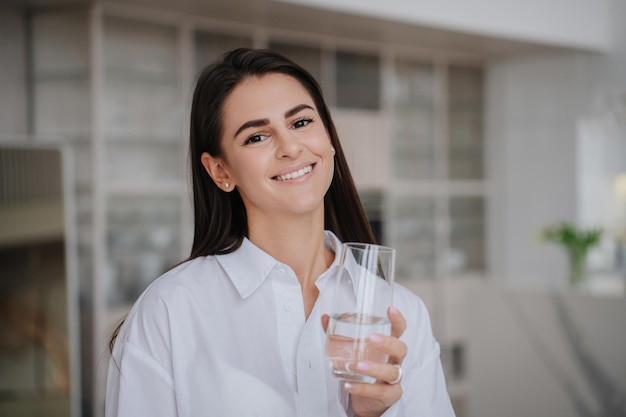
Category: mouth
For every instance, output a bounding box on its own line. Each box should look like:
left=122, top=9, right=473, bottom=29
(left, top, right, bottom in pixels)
left=273, top=164, right=314, bottom=181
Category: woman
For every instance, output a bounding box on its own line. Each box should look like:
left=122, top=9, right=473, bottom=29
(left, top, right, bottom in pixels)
left=106, top=48, right=455, bottom=417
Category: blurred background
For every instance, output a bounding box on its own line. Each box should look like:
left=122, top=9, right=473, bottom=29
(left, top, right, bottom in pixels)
left=0, top=0, right=624, bottom=416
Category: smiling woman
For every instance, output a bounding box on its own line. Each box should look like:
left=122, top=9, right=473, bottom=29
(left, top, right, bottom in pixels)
left=105, top=48, right=456, bottom=417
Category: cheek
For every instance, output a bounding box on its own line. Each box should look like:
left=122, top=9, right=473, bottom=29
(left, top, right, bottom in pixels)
left=312, top=127, right=333, bottom=152
left=323, top=148, right=335, bottom=184
left=228, top=154, right=268, bottom=186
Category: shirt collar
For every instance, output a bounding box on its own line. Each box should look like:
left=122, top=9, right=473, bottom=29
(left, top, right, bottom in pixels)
left=216, top=230, right=342, bottom=299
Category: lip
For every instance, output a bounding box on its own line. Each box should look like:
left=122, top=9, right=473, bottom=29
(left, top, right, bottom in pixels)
left=272, top=163, right=316, bottom=181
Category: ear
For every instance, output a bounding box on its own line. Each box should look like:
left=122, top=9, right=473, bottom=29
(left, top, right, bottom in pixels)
left=201, top=152, right=235, bottom=192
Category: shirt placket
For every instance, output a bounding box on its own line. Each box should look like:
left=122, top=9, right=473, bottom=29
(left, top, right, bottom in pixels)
left=272, top=266, right=306, bottom=393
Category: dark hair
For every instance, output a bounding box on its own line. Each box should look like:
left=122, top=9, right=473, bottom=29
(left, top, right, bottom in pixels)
left=110, top=48, right=376, bottom=353
left=188, top=47, right=376, bottom=258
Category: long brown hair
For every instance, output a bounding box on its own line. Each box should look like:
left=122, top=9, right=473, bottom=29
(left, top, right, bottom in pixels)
left=110, top=48, right=376, bottom=352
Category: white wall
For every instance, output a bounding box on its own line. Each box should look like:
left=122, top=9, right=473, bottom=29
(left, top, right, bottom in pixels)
left=486, top=0, right=626, bottom=289
left=276, top=0, right=611, bottom=52
left=0, top=9, right=27, bottom=138
left=486, top=52, right=583, bottom=289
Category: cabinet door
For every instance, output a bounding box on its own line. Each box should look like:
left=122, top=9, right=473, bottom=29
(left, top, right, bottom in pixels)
left=448, top=66, right=484, bottom=180
left=101, top=16, right=185, bottom=310
left=103, top=16, right=182, bottom=185
left=106, top=195, right=182, bottom=307
left=390, top=59, right=436, bottom=180
left=389, top=196, right=438, bottom=281
left=32, top=12, right=90, bottom=139
left=449, top=196, right=485, bottom=274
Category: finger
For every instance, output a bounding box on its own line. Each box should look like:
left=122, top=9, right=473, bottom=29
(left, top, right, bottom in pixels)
left=388, top=306, right=406, bottom=339
left=344, top=379, right=401, bottom=405
left=352, top=361, right=402, bottom=385
left=321, top=314, right=329, bottom=333
left=368, top=333, right=407, bottom=365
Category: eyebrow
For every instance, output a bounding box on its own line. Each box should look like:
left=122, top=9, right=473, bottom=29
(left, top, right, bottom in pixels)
left=234, top=104, right=315, bottom=137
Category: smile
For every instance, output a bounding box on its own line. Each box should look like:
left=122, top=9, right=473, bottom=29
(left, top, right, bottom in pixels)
left=274, top=164, right=313, bottom=181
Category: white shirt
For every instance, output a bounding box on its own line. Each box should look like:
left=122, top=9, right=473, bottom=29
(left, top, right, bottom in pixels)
left=106, top=231, right=456, bottom=417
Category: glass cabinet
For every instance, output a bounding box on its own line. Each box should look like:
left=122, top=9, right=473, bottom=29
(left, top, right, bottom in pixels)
left=387, top=56, right=485, bottom=282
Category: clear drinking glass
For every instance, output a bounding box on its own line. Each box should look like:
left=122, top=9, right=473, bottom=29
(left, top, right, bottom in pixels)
left=325, top=242, right=396, bottom=383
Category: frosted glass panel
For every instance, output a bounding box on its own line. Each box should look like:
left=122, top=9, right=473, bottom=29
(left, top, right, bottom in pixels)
left=34, top=79, right=90, bottom=137
left=102, top=15, right=182, bottom=185
left=32, top=12, right=89, bottom=73
left=391, top=59, right=436, bottom=180
left=104, top=17, right=178, bottom=72
left=448, top=66, right=484, bottom=180
left=103, top=141, right=179, bottom=183
left=106, top=196, right=181, bottom=306
left=195, top=32, right=252, bottom=74
left=103, top=17, right=180, bottom=141
left=105, top=142, right=180, bottom=183
left=449, top=197, right=484, bottom=273
left=104, top=79, right=180, bottom=141
left=269, top=41, right=322, bottom=85
left=389, top=196, right=436, bottom=280
left=71, top=142, right=92, bottom=188
left=336, top=51, right=380, bottom=110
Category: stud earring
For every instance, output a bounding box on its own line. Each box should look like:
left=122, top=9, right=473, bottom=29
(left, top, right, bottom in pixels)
left=331, top=147, right=335, bottom=154
left=224, top=182, right=230, bottom=189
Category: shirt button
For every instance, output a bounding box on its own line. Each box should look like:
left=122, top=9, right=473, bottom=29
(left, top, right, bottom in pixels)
left=284, top=304, right=292, bottom=312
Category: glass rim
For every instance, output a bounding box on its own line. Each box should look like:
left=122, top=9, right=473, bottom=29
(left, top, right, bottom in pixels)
left=342, top=242, right=395, bottom=254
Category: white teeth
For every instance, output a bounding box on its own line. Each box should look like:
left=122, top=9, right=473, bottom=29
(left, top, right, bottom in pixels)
left=276, top=165, right=313, bottom=181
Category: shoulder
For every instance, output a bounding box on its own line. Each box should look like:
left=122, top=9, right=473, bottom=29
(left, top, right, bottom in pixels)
left=393, top=283, right=428, bottom=316
left=392, top=283, right=436, bottom=341
left=118, top=256, right=222, bottom=337
left=140, top=256, right=220, bottom=303
left=111, top=255, right=235, bottom=371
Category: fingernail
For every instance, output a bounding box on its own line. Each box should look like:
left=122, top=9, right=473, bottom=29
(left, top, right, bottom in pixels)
left=344, top=382, right=353, bottom=390
left=356, top=361, right=370, bottom=371
left=389, top=306, right=399, bottom=316
left=369, top=334, right=383, bottom=345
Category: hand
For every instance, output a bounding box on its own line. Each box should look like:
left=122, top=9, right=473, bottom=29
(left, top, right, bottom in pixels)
left=322, top=306, right=407, bottom=417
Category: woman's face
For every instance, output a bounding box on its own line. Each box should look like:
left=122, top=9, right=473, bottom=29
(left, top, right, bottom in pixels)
left=202, top=73, right=335, bottom=222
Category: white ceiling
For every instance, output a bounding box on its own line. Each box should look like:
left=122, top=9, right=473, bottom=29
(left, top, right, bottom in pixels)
left=5, top=0, right=566, bottom=57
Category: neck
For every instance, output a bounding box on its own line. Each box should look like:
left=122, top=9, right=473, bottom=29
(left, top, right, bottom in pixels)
left=247, top=211, right=334, bottom=318
left=249, top=215, right=331, bottom=282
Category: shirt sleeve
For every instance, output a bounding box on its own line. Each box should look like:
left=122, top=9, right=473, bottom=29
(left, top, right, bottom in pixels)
left=376, top=343, right=455, bottom=417
left=382, top=288, right=457, bottom=417
left=105, top=341, right=177, bottom=417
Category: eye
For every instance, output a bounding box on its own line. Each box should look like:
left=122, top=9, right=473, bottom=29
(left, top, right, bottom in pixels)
left=243, top=133, right=268, bottom=145
left=292, top=117, right=313, bottom=129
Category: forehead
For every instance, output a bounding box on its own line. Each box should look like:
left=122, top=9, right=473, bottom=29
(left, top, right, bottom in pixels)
left=222, top=73, right=315, bottom=123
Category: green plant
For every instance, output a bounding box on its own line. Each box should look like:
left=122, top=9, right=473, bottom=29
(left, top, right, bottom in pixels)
left=540, top=222, right=603, bottom=285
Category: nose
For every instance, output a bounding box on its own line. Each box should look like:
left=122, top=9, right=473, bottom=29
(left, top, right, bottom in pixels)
left=274, top=129, right=303, bottom=158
